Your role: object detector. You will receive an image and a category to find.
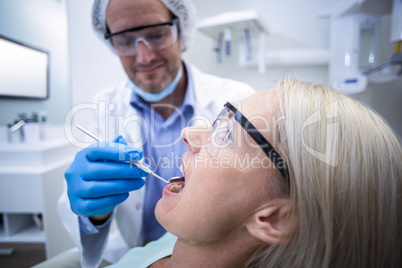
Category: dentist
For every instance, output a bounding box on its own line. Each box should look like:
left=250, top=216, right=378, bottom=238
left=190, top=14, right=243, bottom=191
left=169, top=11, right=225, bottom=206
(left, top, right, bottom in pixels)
left=36, top=0, right=255, bottom=267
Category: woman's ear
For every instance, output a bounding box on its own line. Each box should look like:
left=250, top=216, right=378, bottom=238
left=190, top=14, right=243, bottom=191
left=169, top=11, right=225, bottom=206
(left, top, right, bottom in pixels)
left=245, top=199, right=291, bottom=245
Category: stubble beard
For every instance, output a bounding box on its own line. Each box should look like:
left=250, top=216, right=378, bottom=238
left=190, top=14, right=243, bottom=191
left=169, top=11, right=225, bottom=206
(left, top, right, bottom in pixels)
left=132, top=69, right=175, bottom=94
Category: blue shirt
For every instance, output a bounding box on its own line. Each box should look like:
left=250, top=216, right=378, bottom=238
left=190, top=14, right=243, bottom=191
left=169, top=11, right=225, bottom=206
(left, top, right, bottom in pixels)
left=130, top=63, right=195, bottom=242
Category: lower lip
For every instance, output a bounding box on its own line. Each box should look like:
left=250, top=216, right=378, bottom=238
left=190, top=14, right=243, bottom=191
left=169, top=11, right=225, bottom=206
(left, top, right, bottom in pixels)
left=137, top=64, right=163, bottom=74
left=163, top=182, right=185, bottom=197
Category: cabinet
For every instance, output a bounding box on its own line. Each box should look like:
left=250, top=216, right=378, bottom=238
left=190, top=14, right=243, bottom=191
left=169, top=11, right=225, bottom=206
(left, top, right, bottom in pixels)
left=197, top=10, right=330, bottom=72
left=0, top=213, right=45, bottom=243
left=0, top=138, right=77, bottom=258
left=197, top=10, right=269, bottom=73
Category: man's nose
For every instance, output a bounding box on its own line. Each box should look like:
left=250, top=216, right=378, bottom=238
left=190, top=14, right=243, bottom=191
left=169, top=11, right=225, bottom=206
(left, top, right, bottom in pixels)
left=135, top=39, right=155, bottom=63
left=181, top=126, right=211, bottom=154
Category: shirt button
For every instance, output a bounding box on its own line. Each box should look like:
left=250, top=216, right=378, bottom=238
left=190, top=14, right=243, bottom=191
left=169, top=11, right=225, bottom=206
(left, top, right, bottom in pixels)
left=136, top=203, right=141, bottom=210
left=162, top=157, right=169, bottom=163
left=86, top=226, right=93, bottom=232
left=162, top=126, right=168, bottom=131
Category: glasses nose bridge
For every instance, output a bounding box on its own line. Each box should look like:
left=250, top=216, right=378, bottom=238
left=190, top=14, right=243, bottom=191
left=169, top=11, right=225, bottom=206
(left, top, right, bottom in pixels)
left=135, top=37, right=152, bottom=51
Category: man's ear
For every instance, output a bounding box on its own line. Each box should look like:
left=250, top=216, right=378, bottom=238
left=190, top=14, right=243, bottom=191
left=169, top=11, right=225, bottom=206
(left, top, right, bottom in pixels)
left=245, top=199, right=291, bottom=245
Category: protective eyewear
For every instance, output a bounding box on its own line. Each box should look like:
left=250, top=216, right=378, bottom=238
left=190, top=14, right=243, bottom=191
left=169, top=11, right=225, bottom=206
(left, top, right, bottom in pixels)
left=104, top=19, right=179, bottom=57
left=206, top=102, right=289, bottom=180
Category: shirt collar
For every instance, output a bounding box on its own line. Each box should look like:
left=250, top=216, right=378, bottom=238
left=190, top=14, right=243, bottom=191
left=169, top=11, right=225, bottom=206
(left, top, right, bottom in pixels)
left=181, top=61, right=195, bottom=112
left=130, top=89, right=147, bottom=112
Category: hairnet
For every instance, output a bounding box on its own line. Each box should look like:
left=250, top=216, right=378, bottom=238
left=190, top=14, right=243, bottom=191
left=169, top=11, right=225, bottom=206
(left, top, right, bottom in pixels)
left=92, top=0, right=197, bottom=52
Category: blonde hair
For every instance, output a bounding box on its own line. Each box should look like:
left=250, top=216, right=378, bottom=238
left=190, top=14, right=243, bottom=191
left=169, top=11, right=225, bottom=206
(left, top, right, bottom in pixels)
left=248, top=78, right=402, bottom=267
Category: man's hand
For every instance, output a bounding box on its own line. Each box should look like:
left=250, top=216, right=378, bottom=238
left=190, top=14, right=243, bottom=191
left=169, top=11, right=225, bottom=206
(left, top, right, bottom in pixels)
left=65, top=136, right=148, bottom=217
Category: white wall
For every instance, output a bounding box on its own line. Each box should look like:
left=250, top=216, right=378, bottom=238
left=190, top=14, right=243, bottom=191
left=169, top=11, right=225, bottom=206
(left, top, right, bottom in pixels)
left=67, top=0, right=402, bottom=136
left=184, top=0, right=402, bottom=136
left=67, top=0, right=125, bottom=106
left=0, top=0, right=70, bottom=125
left=66, top=0, right=126, bottom=129
left=184, top=0, right=333, bottom=89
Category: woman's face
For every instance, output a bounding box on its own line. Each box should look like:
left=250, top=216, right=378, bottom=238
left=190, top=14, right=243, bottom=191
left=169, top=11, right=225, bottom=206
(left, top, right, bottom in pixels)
left=155, top=90, right=281, bottom=244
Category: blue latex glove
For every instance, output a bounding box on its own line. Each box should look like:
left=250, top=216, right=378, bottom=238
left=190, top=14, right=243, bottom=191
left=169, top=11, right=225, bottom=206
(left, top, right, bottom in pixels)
left=65, top=135, right=148, bottom=217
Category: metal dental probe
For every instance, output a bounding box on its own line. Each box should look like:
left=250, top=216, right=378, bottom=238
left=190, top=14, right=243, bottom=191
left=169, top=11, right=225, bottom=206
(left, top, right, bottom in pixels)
left=76, top=125, right=170, bottom=184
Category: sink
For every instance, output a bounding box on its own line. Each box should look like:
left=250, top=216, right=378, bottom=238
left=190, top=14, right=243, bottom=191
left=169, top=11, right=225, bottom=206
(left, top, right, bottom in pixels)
left=0, top=125, right=79, bottom=169
left=0, top=140, right=77, bottom=168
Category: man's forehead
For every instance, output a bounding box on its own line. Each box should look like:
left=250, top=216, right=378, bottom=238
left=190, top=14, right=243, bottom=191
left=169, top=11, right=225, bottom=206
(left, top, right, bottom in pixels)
left=106, top=0, right=170, bottom=29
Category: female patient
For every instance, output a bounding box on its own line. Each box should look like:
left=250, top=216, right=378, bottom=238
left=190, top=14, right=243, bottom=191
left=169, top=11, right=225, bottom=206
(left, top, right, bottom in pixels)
left=114, top=78, right=402, bottom=267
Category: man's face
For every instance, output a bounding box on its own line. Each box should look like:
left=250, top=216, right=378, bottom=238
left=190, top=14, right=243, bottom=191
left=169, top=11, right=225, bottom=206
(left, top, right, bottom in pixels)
left=106, top=0, right=182, bottom=94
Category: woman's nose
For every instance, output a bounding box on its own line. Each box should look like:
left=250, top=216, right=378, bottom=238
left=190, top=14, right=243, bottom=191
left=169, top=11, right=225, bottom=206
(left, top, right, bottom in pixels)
left=181, top=126, right=211, bottom=154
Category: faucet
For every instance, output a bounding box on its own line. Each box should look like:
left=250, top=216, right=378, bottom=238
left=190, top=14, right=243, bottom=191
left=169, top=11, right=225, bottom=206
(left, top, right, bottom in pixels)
left=8, top=120, right=25, bottom=142
left=7, top=112, right=43, bottom=143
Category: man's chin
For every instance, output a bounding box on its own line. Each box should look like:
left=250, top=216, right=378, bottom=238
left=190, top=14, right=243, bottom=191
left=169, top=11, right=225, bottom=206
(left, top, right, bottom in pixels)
left=134, top=82, right=162, bottom=94
left=132, top=74, right=172, bottom=93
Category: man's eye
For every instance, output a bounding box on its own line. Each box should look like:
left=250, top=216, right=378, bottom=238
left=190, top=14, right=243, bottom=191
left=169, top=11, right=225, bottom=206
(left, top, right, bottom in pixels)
left=117, top=41, right=129, bottom=47
left=147, top=32, right=167, bottom=43
left=114, top=38, right=134, bottom=48
left=150, top=34, right=164, bottom=40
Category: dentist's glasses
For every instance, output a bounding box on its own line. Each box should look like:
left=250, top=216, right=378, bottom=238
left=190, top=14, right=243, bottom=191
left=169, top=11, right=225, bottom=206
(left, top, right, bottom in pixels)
left=104, top=19, right=179, bottom=57
left=206, top=102, right=289, bottom=180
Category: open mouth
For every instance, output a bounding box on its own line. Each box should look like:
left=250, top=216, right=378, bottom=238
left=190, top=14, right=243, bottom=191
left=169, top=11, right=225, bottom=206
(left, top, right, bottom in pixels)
left=168, top=176, right=185, bottom=193
left=169, top=182, right=184, bottom=193
left=166, top=163, right=186, bottom=194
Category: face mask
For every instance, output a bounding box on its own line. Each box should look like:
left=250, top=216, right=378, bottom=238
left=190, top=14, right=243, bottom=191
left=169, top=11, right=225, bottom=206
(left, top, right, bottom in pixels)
left=126, top=67, right=183, bottom=102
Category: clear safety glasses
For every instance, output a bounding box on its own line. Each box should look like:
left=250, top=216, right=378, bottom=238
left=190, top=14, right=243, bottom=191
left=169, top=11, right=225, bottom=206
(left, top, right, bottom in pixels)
left=104, top=19, right=179, bottom=57
left=206, top=102, right=289, bottom=180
